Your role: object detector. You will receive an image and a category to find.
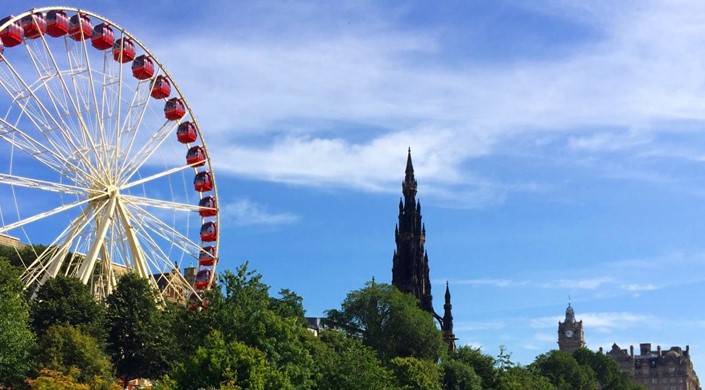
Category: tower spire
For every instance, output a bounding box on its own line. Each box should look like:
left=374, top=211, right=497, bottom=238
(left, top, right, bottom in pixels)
left=393, top=148, right=456, bottom=350
left=405, top=147, right=415, bottom=182
left=402, top=147, right=417, bottom=199
left=442, top=281, right=457, bottom=351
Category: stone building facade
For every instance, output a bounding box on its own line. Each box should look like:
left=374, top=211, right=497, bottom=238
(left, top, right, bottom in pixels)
left=606, top=343, right=701, bottom=390
left=0, top=233, right=25, bottom=249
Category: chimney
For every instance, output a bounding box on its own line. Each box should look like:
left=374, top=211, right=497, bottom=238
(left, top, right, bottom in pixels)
left=640, top=343, right=651, bottom=356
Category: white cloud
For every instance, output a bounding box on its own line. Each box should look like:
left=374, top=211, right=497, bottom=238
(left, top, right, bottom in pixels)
left=447, top=276, right=614, bottom=290
left=623, top=283, right=658, bottom=292
left=7, top=2, right=705, bottom=210
left=568, top=132, right=653, bottom=152
left=221, top=199, right=299, bottom=227
left=530, top=312, right=657, bottom=332
left=445, top=278, right=530, bottom=288
left=454, top=320, right=506, bottom=332
left=552, top=276, right=615, bottom=290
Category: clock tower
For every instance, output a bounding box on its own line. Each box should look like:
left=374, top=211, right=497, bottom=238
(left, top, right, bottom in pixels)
left=558, top=303, right=585, bottom=353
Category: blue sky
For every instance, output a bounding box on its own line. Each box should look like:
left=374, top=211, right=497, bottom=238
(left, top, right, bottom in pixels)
left=5, top=0, right=705, bottom=375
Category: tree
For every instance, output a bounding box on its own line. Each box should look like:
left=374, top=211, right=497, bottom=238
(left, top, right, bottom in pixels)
left=26, top=368, right=91, bottom=390
left=106, top=272, right=170, bottom=386
left=311, top=330, right=394, bottom=390
left=530, top=350, right=597, bottom=390
left=0, top=256, right=35, bottom=387
left=173, top=330, right=289, bottom=390
left=441, top=358, right=482, bottom=390
left=572, top=348, right=643, bottom=390
left=496, top=366, right=555, bottom=390
left=34, top=324, right=116, bottom=389
left=269, top=288, right=306, bottom=323
left=30, top=275, right=105, bottom=339
left=326, top=281, right=445, bottom=362
left=0, top=243, right=45, bottom=268
left=389, top=356, right=442, bottom=390
left=208, top=264, right=316, bottom=389
left=449, top=346, right=497, bottom=389
left=161, top=263, right=316, bottom=389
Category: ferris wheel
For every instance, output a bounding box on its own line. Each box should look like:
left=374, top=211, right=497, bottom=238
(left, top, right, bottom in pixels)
left=0, top=7, right=219, bottom=305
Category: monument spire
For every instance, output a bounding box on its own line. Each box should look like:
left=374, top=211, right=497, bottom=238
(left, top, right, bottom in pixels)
left=392, top=148, right=455, bottom=350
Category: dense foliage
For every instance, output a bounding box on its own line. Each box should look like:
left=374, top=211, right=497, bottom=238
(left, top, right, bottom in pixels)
left=0, top=257, right=35, bottom=387
left=0, top=254, right=648, bottom=389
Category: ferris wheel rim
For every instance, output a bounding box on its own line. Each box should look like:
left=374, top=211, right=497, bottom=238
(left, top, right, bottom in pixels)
left=0, top=6, right=220, bottom=303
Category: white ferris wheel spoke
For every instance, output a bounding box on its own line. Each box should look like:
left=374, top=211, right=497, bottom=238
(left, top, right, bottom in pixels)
left=1, top=45, right=101, bottom=180
left=118, top=119, right=178, bottom=185
left=22, top=202, right=99, bottom=287
left=77, top=193, right=118, bottom=284
left=125, top=201, right=203, bottom=258
left=0, top=118, right=91, bottom=179
left=124, top=206, right=198, bottom=301
left=65, top=35, right=111, bottom=179
left=121, top=193, right=201, bottom=213
left=114, top=199, right=160, bottom=295
left=110, top=30, right=127, bottom=186
left=115, top=73, right=162, bottom=180
left=120, top=162, right=194, bottom=191
left=0, top=173, right=88, bottom=196
left=22, top=36, right=81, bottom=156
left=0, top=195, right=95, bottom=235
left=134, top=226, right=198, bottom=300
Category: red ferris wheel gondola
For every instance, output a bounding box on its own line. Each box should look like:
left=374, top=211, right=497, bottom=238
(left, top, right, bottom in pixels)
left=194, top=270, right=212, bottom=290
left=0, top=16, right=24, bottom=48
left=112, top=37, right=135, bottom=63
left=91, top=23, right=114, bottom=50
left=21, top=13, right=46, bottom=39
left=176, top=121, right=198, bottom=144
left=198, top=196, right=217, bottom=217
left=68, top=13, right=92, bottom=41
left=200, top=222, right=217, bottom=242
left=186, top=146, right=207, bottom=167
left=164, top=97, right=186, bottom=121
left=46, top=10, right=69, bottom=37
left=198, top=246, right=218, bottom=266
left=132, top=54, right=154, bottom=80
left=151, top=75, right=171, bottom=99
left=194, top=171, right=213, bottom=192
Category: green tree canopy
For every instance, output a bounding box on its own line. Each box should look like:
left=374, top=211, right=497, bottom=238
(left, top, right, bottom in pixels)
left=496, top=365, right=555, bottom=390
left=30, top=275, right=105, bottom=339
left=26, top=368, right=92, bottom=390
left=0, top=243, right=44, bottom=269
left=450, top=346, right=497, bottom=389
left=310, top=330, right=394, bottom=390
left=326, top=281, right=445, bottom=362
left=269, top=288, right=306, bottom=323
left=171, top=263, right=316, bottom=389
left=389, top=356, right=442, bottom=390
left=173, top=330, right=289, bottom=390
left=441, top=358, right=482, bottom=390
left=530, top=350, right=598, bottom=390
left=572, top=348, right=644, bottom=390
left=34, top=324, right=115, bottom=389
left=106, top=272, right=170, bottom=386
left=0, top=256, right=35, bottom=387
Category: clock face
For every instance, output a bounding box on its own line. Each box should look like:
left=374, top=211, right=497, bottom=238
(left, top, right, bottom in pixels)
left=565, top=330, right=574, bottom=338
